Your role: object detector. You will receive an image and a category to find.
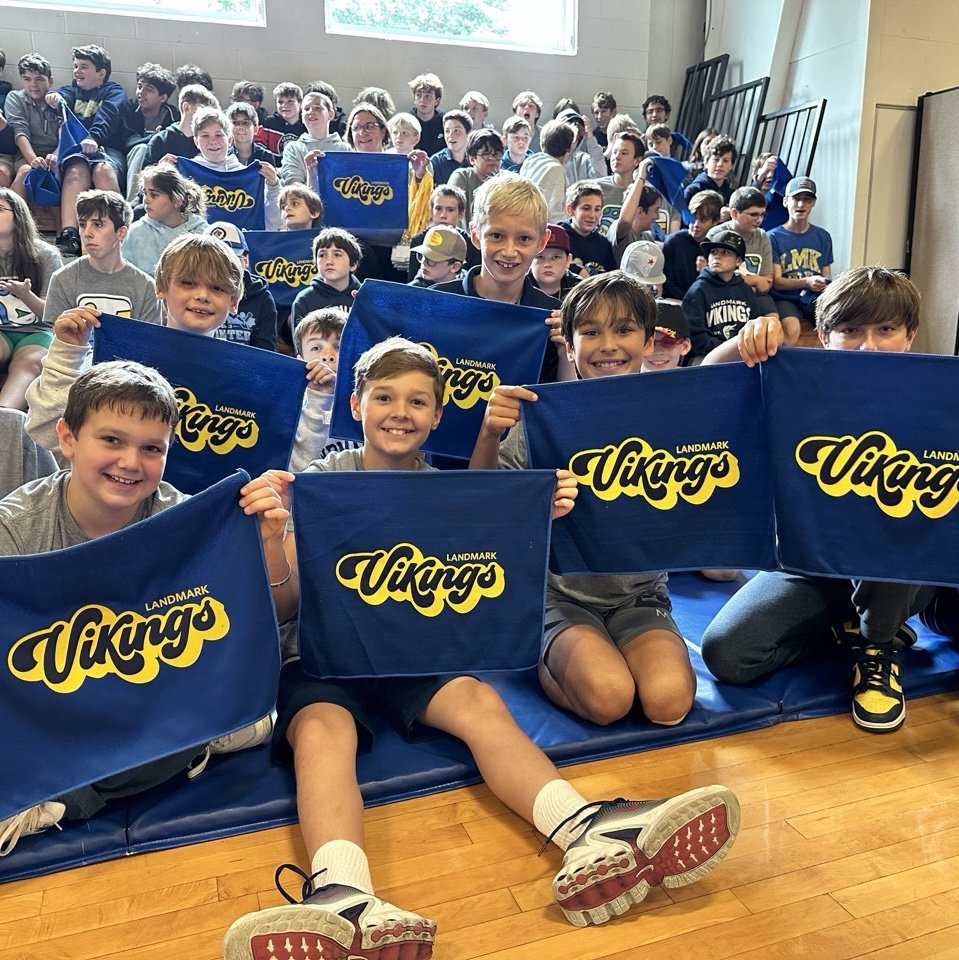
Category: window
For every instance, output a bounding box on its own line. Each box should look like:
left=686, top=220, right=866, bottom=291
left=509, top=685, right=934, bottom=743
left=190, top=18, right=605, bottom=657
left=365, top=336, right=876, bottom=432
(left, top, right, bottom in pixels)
left=4, top=0, right=265, bottom=27
left=326, top=0, right=577, bottom=56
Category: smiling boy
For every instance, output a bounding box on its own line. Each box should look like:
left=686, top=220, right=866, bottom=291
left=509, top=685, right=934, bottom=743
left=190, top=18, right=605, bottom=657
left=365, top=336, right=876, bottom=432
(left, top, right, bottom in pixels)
left=431, top=171, right=563, bottom=382
left=45, top=45, right=128, bottom=256
left=559, top=180, right=616, bottom=277
left=27, top=233, right=244, bottom=447
left=468, top=273, right=739, bottom=924
left=0, top=360, right=286, bottom=857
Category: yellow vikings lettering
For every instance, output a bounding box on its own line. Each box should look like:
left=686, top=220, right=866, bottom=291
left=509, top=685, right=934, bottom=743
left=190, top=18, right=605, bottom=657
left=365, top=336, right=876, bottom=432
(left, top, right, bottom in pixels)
left=203, top=184, right=254, bottom=212
left=335, top=542, right=505, bottom=617
left=255, top=256, right=317, bottom=288
left=420, top=342, right=500, bottom=409
left=7, top=596, right=230, bottom=694
left=174, top=386, right=259, bottom=454
left=569, top=436, right=739, bottom=507
left=796, top=430, right=959, bottom=519
left=331, top=174, right=393, bottom=206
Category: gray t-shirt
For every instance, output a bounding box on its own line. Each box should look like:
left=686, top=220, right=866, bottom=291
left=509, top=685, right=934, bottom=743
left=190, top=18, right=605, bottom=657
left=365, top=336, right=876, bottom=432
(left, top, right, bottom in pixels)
left=304, top=447, right=434, bottom=474
left=499, top=419, right=668, bottom=609
left=280, top=446, right=433, bottom=660
left=0, top=409, right=57, bottom=501
left=0, top=241, right=62, bottom=295
left=705, top=223, right=773, bottom=278
left=0, top=470, right=187, bottom=556
left=42, top=257, right=161, bottom=327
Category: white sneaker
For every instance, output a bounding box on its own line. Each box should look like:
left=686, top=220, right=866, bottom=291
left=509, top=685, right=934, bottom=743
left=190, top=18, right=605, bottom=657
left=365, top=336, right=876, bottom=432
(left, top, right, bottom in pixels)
left=0, top=801, right=66, bottom=856
left=223, top=863, right=437, bottom=960
left=188, top=714, right=274, bottom=779
left=552, top=785, right=740, bottom=926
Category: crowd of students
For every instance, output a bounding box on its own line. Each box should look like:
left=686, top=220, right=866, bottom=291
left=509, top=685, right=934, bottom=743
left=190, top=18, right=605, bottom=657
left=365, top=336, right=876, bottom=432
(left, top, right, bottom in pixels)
left=0, top=46, right=955, bottom=960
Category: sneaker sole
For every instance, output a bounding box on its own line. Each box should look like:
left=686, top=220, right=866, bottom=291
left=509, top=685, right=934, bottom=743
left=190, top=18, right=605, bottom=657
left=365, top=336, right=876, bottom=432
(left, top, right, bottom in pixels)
left=222, top=904, right=435, bottom=960
left=554, top=785, right=741, bottom=927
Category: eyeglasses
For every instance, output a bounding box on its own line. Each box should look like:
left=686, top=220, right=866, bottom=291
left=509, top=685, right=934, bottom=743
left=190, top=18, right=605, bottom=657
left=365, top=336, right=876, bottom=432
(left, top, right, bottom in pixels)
left=474, top=151, right=502, bottom=160
left=415, top=253, right=455, bottom=264
left=231, top=119, right=253, bottom=128
left=351, top=122, right=382, bottom=134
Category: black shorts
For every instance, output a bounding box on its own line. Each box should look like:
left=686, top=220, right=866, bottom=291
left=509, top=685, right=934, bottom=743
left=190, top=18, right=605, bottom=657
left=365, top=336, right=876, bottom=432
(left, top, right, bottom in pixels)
left=272, top=658, right=457, bottom=764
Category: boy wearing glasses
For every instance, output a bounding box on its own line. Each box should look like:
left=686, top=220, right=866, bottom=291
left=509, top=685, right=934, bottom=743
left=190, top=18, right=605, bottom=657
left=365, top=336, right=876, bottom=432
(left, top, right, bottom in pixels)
left=447, top=128, right=503, bottom=223
left=407, top=224, right=466, bottom=287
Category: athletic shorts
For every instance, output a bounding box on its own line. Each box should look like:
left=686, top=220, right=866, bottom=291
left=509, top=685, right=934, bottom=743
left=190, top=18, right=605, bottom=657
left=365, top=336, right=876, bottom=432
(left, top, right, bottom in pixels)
left=543, top=586, right=682, bottom=661
left=0, top=328, right=54, bottom=355
left=773, top=298, right=817, bottom=322
left=272, top=657, right=457, bottom=764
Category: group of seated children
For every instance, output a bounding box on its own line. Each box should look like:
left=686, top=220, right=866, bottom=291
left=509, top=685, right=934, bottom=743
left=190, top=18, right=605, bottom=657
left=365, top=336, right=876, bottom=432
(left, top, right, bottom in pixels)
left=0, top=118, right=949, bottom=956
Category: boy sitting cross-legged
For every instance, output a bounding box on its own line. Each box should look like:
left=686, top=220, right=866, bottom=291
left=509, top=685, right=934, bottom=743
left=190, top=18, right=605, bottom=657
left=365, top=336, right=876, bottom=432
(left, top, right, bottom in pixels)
left=701, top=266, right=937, bottom=732
left=221, top=337, right=739, bottom=958
left=0, top=360, right=287, bottom=855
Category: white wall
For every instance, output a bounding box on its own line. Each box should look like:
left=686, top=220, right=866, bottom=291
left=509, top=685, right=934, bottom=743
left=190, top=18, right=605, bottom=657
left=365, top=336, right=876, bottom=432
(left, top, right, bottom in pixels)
left=706, top=0, right=868, bottom=274
left=855, top=0, right=959, bottom=270
left=0, top=0, right=705, bottom=132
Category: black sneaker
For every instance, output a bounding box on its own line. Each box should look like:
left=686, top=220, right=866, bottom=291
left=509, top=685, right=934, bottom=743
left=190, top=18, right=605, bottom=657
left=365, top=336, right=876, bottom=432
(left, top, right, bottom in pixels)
left=837, top=621, right=917, bottom=651
left=56, top=227, right=81, bottom=257
left=852, top=645, right=905, bottom=732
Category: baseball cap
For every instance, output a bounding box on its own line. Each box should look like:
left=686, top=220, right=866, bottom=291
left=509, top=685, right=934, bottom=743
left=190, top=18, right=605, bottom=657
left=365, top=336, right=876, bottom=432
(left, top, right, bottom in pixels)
left=542, top=223, right=570, bottom=253
left=784, top=176, right=817, bottom=198
left=411, top=225, right=467, bottom=262
left=621, top=240, right=666, bottom=286
left=656, top=299, right=690, bottom=340
left=700, top=230, right=746, bottom=259
left=557, top=108, right=585, bottom=128
left=205, top=220, right=248, bottom=253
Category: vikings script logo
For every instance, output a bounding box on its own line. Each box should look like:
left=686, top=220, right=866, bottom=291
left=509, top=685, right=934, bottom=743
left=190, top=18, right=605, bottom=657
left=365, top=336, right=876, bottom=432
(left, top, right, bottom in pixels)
left=335, top=542, right=504, bottom=616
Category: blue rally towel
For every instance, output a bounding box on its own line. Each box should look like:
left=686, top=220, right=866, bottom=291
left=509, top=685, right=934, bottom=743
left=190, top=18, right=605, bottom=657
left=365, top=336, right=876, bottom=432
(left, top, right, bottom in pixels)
left=176, top=157, right=266, bottom=230
left=645, top=155, right=693, bottom=225
left=245, top=229, right=319, bottom=308
left=24, top=167, right=60, bottom=208
left=522, top=365, right=778, bottom=575
left=762, top=348, right=959, bottom=586
left=0, top=471, right=281, bottom=821
left=762, top=158, right=794, bottom=231
left=330, top=280, right=549, bottom=461
left=93, top=315, right=307, bottom=493
left=314, top=152, right=409, bottom=245
left=55, top=104, right=91, bottom=170
left=24, top=104, right=91, bottom=206
left=293, top=470, right=556, bottom=678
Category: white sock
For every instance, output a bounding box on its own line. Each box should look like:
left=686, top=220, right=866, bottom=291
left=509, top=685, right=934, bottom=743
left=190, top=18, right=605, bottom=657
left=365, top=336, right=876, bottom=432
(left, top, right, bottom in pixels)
left=532, top=779, right=590, bottom=851
left=310, top=839, right=374, bottom=894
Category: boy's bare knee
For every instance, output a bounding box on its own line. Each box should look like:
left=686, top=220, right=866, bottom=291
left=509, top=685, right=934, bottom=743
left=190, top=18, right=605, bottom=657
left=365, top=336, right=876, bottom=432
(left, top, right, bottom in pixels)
left=575, top=671, right=635, bottom=726
left=444, top=676, right=510, bottom=721
left=288, top=702, right=357, bottom=755
left=643, top=689, right=693, bottom=726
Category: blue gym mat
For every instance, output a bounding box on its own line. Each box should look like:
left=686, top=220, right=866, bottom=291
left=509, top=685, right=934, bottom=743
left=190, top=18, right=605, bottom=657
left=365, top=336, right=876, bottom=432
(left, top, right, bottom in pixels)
left=3, top=572, right=957, bottom=884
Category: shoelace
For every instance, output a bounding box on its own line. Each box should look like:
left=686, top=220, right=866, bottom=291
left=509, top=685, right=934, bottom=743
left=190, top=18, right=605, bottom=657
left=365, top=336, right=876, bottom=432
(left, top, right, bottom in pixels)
left=274, top=862, right=330, bottom=904
left=0, top=807, right=62, bottom=857
left=856, top=647, right=900, bottom=695
left=536, top=797, right=629, bottom=856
